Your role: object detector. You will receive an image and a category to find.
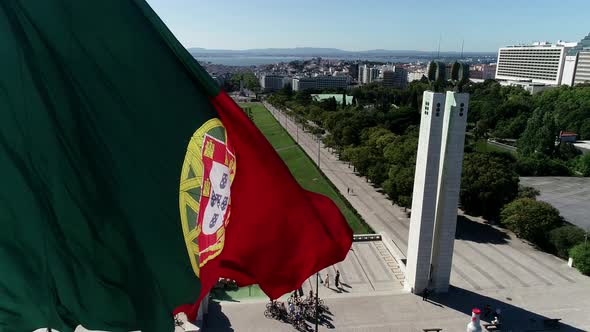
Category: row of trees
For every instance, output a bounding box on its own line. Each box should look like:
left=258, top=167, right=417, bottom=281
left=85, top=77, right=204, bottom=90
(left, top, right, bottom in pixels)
left=267, top=82, right=590, bottom=214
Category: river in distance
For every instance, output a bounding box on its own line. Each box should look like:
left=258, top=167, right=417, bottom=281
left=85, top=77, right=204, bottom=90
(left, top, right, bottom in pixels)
left=195, top=56, right=312, bottom=66
left=194, top=55, right=433, bottom=66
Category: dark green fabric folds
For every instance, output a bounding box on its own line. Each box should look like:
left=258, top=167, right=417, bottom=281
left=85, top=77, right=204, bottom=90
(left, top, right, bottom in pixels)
left=0, top=0, right=220, bottom=331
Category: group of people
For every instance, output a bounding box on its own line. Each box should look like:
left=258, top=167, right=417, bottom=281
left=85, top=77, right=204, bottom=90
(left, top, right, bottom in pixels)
left=484, top=304, right=502, bottom=325
left=286, top=289, right=324, bottom=325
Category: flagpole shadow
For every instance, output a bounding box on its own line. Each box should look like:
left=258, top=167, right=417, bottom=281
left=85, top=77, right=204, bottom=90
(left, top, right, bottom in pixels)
left=202, top=301, right=234, bottom=332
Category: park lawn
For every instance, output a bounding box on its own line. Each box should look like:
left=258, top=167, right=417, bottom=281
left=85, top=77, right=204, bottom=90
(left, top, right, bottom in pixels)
left=241, top=102, right=369, bottom=234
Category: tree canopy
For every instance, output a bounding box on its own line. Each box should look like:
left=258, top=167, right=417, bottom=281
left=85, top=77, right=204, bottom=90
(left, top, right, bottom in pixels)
left=266, top=80, right=590, bottom=214
left=460, top=152, right=520, bottom=218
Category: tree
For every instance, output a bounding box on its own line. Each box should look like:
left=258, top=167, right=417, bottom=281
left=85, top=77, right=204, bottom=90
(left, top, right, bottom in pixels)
left=242, top=72, right=261, bottom=93
left=229, top=71, right=261, bottom=93
left=515, top=154, right=571, bottom=176
left=570, top=243, right=590, bottom=275
left=518, top=108, right=557, bottom=157
left=382, top=133, right=418, bottom=207
left=383, top=107, right=420, bottom=134
left=367, top=162, right=389, bottom=186
left=549, top=225, right=586, bottom=258
left=557, top=142, right=581, bottom=161
left=383, top=165, right=415, bottom=208
left=576, top=153, right=590, bottom=176
left=279, top=83, right=293, bottom=98
left=343, top=146, right=372, bottom=175
left=321, top=97, right=338, bottom=112
left=293, top=90, right=312, bottom=106
left=460, top=153, right=520, bottom=218
left=517, top=185, right=540, bottom=199
left=580, top=119, right=590, bottom=140
left=500, top=198, right=563, bottom=247
left=493, top=113, right=530, bottom=139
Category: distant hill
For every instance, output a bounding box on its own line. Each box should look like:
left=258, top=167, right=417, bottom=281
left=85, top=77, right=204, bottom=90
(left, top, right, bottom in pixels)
left=188, top=47, right=495, bottom=58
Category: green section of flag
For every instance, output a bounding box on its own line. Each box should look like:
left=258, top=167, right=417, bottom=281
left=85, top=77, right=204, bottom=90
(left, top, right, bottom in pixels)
left=0, top=1, right=220, bottom=331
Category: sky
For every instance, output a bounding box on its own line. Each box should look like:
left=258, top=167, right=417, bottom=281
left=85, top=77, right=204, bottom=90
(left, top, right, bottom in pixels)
left=146, top=0, right=590, bottom=52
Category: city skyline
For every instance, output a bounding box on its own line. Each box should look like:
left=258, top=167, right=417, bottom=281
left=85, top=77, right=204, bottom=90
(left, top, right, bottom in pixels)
left=146, top=0, right=590, bottom=52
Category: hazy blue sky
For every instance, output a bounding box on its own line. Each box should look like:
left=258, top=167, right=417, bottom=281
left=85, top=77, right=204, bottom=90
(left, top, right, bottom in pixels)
left=146, top=0, right=590, bottom=52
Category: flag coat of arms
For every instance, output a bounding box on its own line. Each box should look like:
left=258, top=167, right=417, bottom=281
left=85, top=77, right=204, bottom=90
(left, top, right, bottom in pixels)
left=0, top=1, right=352, bottom=331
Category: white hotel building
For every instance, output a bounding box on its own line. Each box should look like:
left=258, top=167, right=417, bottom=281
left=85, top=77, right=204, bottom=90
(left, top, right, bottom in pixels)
left=495, top=41, right=577, bottom=86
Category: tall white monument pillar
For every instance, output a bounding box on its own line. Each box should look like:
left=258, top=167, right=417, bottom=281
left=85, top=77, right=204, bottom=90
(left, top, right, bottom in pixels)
left=430, top=92, right=469, bottom=291
left=405, top=90, right=469, bottom=294
left=404, top=91, right=445, bottom=293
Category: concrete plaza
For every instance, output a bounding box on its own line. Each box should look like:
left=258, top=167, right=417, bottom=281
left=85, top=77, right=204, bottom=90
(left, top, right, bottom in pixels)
left=202, top=103, right=590, bottom=331
left=302, top=239, right=406, bottom=297
left=520, top=177, right=590, bottom=230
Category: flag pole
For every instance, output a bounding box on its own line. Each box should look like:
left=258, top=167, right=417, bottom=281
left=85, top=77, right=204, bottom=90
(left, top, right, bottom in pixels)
left=315, top=272, right=319, bottom=332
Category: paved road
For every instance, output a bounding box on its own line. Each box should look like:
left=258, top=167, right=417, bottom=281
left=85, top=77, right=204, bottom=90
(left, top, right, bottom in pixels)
left=521, top=177, right=590, bottom=230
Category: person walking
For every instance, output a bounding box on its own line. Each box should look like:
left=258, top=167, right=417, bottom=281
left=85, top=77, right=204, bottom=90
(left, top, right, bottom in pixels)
left=335, top=270, right=340, bottom=288
left=324, top=273, right=330, bottom=288
left=347, top=187, right=350, bottom=194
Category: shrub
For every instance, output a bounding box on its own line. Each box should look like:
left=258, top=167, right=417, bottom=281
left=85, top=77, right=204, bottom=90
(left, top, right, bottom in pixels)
left=515, top=155, right=571, bottom=176
left=570, top=243, right=590, bottom=275
left=500, top=198, right=562, bottom=247
left=576, top=153, right=590, bottom=177
left=549, top=225, right=585, bottom=258
left=517, top=185, right=540, bottom=199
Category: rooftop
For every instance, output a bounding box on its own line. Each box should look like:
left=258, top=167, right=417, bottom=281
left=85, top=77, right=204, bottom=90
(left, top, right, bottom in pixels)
left=504, top=40, right=577, bottom=48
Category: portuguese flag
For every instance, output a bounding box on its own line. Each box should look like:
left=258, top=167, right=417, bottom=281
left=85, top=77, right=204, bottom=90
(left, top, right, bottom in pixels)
left=0, top=1, right=352, bottom=331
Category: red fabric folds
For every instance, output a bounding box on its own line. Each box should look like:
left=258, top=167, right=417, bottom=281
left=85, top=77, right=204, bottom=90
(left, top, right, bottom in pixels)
left=176, top=91, right=352, bottom=320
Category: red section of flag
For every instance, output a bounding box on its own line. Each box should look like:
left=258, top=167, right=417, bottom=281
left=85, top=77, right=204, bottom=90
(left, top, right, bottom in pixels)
left=175, top=91, right=352, bottom=320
